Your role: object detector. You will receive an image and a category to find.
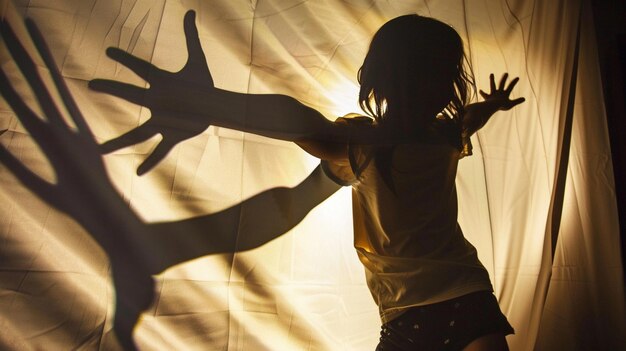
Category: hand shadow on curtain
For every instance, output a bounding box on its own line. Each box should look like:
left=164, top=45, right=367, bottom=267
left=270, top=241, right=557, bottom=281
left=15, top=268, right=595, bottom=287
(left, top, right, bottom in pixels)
left=0, top=19, right=340, bottom=350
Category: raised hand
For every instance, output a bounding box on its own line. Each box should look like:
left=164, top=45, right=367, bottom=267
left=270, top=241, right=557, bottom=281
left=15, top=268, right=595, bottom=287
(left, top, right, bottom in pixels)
left=89, top=10, right=214, bottom=175
left=462, top=73, right=525, bottom=136
left=479, top=73, right=525, bottom=111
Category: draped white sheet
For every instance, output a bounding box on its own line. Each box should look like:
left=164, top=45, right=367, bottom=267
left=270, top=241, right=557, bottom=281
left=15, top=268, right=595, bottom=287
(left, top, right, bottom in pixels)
left=0, top=0, right=623, bottom=350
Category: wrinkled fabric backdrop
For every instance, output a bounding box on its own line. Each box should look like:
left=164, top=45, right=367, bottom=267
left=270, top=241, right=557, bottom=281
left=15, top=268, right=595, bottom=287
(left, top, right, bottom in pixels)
left=0, top=0, right=624, bottom=350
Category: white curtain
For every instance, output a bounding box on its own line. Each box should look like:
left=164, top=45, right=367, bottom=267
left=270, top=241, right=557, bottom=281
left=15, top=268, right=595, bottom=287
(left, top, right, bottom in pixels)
left=0, top=0, right=623, bottom=350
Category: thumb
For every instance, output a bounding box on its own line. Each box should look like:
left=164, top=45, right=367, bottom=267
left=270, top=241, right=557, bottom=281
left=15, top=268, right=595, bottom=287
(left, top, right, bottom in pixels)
left=511, top=97, right=525, bottom=107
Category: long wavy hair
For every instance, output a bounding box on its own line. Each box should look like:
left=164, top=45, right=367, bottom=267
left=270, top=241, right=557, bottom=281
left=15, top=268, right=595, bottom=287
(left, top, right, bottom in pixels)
left=358, top=14, right=474, bottom=131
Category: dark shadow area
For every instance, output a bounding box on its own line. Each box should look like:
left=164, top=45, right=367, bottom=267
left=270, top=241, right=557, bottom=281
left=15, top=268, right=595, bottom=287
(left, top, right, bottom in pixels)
left=590, top=0, right=626, bottom=284
left=0, top=17, right=340, bottom=351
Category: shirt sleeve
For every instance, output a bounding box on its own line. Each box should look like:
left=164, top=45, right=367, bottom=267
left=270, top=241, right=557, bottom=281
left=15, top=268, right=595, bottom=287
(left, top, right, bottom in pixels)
left=320, top=114, right=375, bottom=186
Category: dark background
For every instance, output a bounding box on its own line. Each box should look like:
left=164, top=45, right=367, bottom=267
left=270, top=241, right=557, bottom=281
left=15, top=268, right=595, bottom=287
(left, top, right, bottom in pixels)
left=591, top=0, right=626, bottom=283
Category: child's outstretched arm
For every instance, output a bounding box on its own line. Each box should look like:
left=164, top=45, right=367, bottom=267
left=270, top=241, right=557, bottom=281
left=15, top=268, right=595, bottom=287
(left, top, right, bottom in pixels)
left=89, top=11, right=357, bottom=173
left=463, top=73, right=525, bottom=137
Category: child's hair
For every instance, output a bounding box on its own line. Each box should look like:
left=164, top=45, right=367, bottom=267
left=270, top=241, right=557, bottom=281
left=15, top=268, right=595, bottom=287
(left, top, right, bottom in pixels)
left=358, top=14, right=474, bottom=128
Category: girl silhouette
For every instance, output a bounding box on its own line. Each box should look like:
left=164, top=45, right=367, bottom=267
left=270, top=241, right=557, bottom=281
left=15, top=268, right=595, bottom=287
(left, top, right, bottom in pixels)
left=91, top=11, right=524, bottom=351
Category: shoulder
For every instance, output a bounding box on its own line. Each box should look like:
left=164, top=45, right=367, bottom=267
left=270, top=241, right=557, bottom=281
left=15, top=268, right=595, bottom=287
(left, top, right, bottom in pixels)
left=320, top=114, right=377, bottom=186
left=335, top=113, right=375, bottom=126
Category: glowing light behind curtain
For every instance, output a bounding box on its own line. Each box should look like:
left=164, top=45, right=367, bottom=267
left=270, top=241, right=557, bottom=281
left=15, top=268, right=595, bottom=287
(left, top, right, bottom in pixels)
left=0, top=0, right=623, bottom=350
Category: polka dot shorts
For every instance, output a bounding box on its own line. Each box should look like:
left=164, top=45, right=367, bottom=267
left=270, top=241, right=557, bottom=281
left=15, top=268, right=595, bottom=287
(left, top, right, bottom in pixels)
left=375, top=291, right=514, bottom=351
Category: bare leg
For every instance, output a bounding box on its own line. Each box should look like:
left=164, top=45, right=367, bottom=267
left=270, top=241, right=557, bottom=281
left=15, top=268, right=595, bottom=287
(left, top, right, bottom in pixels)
left=463, top=333, right=509, bottom=351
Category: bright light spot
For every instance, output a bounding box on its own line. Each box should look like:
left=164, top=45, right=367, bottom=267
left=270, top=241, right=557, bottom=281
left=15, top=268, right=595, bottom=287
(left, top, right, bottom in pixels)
left=326, top=78, right=363, bottom=118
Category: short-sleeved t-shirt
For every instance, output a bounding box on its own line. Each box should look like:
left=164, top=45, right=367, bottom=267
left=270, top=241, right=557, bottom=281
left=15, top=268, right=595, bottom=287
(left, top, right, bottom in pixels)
left=322, top=115, right=492, bottom=323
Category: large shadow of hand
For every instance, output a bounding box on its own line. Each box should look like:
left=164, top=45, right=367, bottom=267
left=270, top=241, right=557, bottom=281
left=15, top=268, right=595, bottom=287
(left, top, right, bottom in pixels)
left=91, top=11, right=214, bottom=175
left=0, top=17, right=340, bottom=350
left=0, top=18, right=158, bottom=350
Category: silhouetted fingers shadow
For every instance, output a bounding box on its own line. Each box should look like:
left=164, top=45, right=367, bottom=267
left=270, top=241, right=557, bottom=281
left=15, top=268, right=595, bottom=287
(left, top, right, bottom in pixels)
left=90, top=10, right=215, bottom=175
left=0, top=17, right=155, bottom=351
left=0, top=15, right=342, bottom=350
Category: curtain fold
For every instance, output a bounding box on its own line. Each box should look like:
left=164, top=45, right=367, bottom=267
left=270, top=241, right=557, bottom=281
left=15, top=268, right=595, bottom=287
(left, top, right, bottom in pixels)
left=0, top=0, right=623, bottom=350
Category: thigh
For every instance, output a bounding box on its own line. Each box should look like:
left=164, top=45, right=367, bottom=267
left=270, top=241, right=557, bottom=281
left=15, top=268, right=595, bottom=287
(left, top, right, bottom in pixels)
left=462, top=333, right=509, bottom=351
left=375, top=291, right=514, bottom=351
